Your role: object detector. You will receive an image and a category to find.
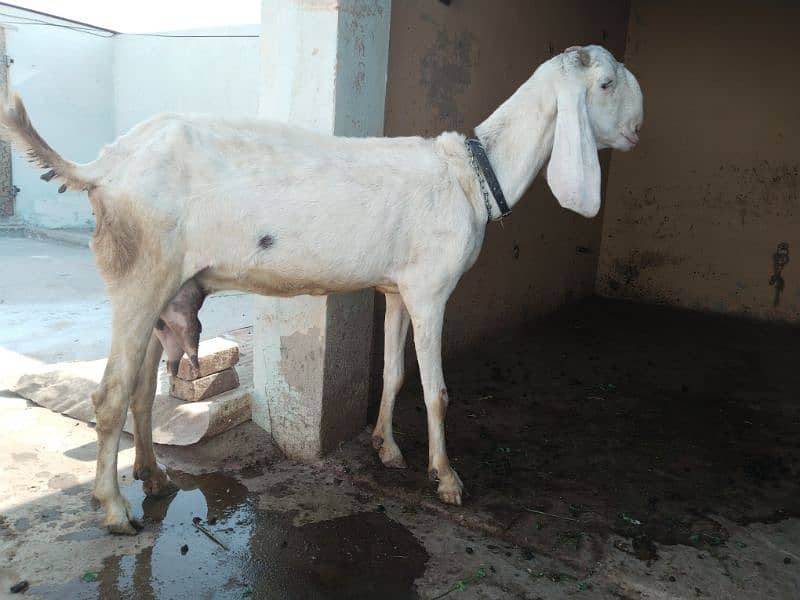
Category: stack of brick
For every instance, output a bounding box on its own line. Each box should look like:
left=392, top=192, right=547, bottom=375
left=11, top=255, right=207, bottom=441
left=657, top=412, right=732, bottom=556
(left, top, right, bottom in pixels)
left=170, top=338, right=241, bottom=402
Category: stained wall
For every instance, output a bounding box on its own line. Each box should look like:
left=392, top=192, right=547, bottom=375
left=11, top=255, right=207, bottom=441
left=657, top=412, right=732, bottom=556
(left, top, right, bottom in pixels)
left=598, top=0, right=800, bottom=321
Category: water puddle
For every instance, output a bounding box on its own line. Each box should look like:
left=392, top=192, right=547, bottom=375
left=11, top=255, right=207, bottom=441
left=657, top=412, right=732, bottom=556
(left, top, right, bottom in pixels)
left=30, top=470, right=428, bottom=599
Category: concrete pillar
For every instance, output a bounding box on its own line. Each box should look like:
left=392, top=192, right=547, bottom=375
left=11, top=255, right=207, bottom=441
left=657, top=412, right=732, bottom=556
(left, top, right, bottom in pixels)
left=254, top=0, right=391, bottom=459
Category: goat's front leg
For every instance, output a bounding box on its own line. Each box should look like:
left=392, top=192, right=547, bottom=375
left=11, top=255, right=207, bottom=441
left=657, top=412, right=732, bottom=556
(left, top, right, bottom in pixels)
left=404, top=291, right=463, bottom=505
left=130, top=332, right=178, bottom=498
left=93, top=274, right=181, bottom=534
left=372, top=292, right=411, bottom=468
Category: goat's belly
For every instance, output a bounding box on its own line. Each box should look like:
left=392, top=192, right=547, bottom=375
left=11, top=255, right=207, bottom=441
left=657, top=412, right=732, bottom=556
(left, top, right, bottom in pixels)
left=197, top=265, right=385, bottom=298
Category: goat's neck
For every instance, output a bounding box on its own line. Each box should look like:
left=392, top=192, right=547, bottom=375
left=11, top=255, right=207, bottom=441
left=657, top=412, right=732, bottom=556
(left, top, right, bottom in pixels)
left=473, top=66, right=557, bottom=218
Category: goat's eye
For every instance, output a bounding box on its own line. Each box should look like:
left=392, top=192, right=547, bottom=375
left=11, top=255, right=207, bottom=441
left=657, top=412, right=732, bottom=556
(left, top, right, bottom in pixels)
left=600, top=79, right=614, bottom=90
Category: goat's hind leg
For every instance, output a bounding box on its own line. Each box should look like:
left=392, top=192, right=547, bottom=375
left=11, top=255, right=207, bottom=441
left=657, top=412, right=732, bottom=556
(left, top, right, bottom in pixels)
left=372, top=293, right=410, bottom=468
left=92, top=274, right=181, bottom=534
left=402, top=288, right=463, bottom=505
left=132, top=278, right=208, bottom=497
left=130, top=332, right=178, bottom=498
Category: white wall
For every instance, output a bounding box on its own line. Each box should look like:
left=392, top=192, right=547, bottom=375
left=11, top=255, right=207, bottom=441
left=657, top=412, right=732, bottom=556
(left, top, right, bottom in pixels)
left=2, top=11, right=260, bottom=229
left=4, top=6, right=114, bottom=229
left=113, top=25, right=260, bottom=136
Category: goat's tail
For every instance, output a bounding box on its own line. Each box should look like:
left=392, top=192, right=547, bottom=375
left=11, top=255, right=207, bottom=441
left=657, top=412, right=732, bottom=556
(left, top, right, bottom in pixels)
left=0, top=92, right=96, bottom=192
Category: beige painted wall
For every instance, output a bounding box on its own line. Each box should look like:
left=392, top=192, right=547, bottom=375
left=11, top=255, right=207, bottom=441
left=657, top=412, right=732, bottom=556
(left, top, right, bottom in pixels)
left=382, top=0, right=631, bottom=356
left=598, top=0, right=800, bottom=321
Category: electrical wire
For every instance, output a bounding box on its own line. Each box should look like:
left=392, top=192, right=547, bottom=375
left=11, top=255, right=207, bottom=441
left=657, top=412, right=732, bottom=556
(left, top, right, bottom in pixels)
left=0, top=19, right=114, bottom=37
left=127, top=33, right=259, bottom=38
left=0, top=10, right=259, bottom=38
left=0, top=9, right=115, bottom=35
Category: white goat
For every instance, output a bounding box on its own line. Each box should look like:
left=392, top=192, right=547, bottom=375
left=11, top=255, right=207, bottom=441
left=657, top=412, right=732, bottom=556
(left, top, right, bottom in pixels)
left=2, top=45, right=642, bottom=534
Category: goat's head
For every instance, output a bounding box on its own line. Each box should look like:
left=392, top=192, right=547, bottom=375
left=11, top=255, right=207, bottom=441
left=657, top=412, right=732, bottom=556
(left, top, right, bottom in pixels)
left=546, top=45, right=643, bottom=218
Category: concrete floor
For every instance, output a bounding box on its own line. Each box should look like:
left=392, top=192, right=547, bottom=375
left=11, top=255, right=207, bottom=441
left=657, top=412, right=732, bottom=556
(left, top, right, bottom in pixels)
left=0, top=235, right=252, bottom=389
left=2, top=234, right=800, bottom=599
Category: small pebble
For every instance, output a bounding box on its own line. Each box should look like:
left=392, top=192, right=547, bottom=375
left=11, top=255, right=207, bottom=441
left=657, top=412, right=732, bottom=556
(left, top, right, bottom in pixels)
left=465, top=546, right=474, bottom=554
left=10, top=581, right=29, bottom=594
left=376, top=505, right=385, bottom=513
left=784, top=557, right=792, bottom=565
left=180, top=544, right=189, bottom=555
left=669, top=576, right=676, bottom=582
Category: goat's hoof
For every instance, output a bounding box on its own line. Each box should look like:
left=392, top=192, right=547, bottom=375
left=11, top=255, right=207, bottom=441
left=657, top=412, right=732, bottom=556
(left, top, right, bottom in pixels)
left=104, top=497, right=143, bottom=535
left=381, top=453, right=407, bottom=469
left=143, top=476, right=179, bottom=499
left=107, top=518, right=143, bottom=535
left=436, top=470, right=464, bottom=506
left=377, top=441, right=406, bottom=469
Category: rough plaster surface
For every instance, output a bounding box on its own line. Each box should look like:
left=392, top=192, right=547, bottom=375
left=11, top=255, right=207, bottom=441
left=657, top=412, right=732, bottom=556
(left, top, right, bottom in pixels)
left=598, top=0, right=800, bottom=321
left=382, top=0, right=632, bottom=359
left=253, top=0, right=385, bottom=460
left=253, top=297, right=326, bottom=459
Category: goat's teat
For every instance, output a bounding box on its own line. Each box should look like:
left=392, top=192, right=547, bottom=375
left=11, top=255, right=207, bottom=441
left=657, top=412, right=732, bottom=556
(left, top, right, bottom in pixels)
left=153, top=278, right=208, bottom=375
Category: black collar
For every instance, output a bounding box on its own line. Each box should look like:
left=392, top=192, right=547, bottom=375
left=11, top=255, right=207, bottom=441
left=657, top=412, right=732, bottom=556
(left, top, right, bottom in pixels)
left=465, top=137, right=512, bottom=222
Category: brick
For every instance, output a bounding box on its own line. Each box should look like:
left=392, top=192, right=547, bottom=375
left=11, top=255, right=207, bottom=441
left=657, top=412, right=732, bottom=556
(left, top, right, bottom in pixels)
left=170, top=367, right=239, bottom=402
left=177, top=337, right=240, bottom=380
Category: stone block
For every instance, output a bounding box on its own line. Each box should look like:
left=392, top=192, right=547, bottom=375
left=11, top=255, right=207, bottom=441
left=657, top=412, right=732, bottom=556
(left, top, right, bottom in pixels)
left=171, top=367, right=239, bottom=402
left=177, top=337, right=239, bottom=380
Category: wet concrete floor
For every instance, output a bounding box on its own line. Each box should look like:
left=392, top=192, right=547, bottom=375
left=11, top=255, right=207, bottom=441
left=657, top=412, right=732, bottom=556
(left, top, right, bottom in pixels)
left=28, top=471, right=427, bottom=600
left=3, top=296, right=800, bottom=599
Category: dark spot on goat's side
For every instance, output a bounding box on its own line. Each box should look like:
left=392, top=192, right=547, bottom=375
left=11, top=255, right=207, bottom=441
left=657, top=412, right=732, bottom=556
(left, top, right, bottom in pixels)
left=258, top=234, right=275, bottom=250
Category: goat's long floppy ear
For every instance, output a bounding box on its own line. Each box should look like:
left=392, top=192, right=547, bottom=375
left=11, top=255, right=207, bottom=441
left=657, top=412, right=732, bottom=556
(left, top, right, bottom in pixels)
left=546, top=83, right=602, bottom=218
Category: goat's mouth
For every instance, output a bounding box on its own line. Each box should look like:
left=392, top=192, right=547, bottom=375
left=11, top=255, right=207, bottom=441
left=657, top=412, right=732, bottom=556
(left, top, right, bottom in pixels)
left=621, top=133, right=639, bottom=147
